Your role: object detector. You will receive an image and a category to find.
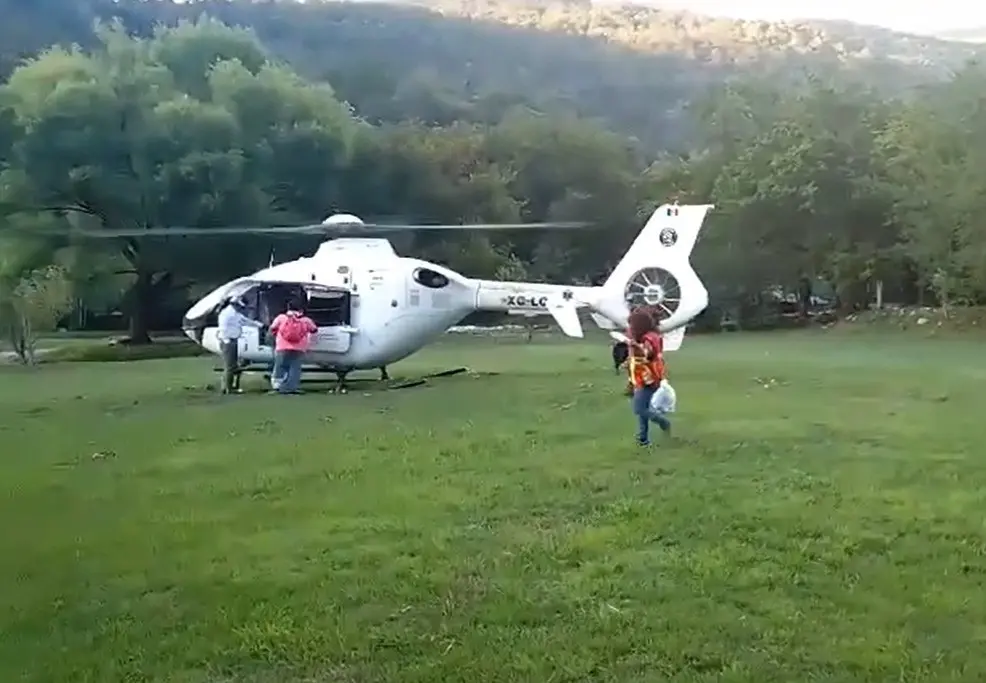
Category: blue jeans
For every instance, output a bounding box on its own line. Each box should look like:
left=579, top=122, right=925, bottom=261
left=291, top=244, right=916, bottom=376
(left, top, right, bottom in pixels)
left=272, top=350, right=303, bottom=393
left=632, top=385, right=671, bottom=445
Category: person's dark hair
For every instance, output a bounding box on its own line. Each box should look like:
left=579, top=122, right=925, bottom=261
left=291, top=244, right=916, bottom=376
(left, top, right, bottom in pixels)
left=628, top=308, right=655, bottom=342
left=287, top=298, right=304, bottom=313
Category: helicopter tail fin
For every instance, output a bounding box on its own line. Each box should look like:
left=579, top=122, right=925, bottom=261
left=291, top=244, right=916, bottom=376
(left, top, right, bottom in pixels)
left=588, top=203, right=712, bottom=344
left=546, top=296, right=583, bottom=338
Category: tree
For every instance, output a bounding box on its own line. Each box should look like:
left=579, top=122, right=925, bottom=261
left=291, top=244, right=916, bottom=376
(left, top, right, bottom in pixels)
left=0, top=18, right=359, bottom=343
left=50, top=243, right=133, bottom=329
left=9, top=265, right=74, bottom=363
left=484, top=110, right=642, bottom=276
left=0, top=262, right=74, bottom=364
left=872, top=66, right=986, bottom=309
left=691, top=81, right=903, bottom=320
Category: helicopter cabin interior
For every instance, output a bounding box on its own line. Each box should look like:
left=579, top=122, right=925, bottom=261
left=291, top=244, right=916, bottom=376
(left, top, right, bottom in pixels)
left=202, top=282, right=353, bottom=330
left=249, top=283, right=351, bottom=328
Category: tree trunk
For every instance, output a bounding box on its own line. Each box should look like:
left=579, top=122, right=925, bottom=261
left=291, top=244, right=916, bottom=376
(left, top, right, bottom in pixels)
left=874, top=279, right=884, bottom=310
left=798, top=276, right=812, bottom=319
left=126, top=272, right=153, bottom=345
left=8, top=326, right=27, bottom=364
left=19, top=315, right=35, bottom=365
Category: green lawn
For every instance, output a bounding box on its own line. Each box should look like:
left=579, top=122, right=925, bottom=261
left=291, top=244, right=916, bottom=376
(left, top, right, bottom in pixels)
left=1, top=330, right=984, bottom=682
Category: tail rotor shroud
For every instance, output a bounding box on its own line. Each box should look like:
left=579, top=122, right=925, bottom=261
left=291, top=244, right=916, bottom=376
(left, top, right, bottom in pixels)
left=623, top=266, right=681, bottom=321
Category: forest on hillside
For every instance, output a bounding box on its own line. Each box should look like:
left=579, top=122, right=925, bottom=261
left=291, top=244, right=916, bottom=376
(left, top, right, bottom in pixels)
left=0, top=0, right=982, bottom=152
left=1, top=3, right=985, bottom=349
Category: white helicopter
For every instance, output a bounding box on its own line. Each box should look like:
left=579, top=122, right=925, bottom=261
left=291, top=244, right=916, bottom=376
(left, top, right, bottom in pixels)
left=100, top=203, right=712, bottom=391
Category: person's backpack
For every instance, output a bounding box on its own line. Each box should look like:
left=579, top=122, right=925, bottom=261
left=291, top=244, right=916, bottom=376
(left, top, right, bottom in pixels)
left=642, top=330, right=663, bottom=355
left=280, top=315, right=308, bottom=344
left=640, top=330, right=665, bottom=380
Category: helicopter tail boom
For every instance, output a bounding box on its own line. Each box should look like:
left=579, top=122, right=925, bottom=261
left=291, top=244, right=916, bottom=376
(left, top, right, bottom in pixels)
left=472, top=280, right=592, bottom=338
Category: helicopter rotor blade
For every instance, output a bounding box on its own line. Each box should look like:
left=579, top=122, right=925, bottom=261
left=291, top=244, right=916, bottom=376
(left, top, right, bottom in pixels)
left=360, top=221, right=591, bottom=231
left=57, top=224, right=332, bottom=238
left=36, top=220, right=593, bottom=238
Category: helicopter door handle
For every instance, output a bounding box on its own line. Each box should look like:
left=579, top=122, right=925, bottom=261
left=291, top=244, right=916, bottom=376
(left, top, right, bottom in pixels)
left=241, top=328, right=258, bottom=354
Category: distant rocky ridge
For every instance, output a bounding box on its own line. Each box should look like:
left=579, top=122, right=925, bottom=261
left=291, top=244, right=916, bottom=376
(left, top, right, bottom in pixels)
left=403, top=0, right=985, bottom=74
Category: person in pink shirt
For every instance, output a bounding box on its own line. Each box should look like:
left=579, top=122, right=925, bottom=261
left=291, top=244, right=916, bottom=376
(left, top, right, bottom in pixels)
left=268, top=299, right=318, bottom=394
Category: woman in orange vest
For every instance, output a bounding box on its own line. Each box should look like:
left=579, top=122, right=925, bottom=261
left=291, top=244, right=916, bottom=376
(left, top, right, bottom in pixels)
left=626, top=308, right=671, bottom=445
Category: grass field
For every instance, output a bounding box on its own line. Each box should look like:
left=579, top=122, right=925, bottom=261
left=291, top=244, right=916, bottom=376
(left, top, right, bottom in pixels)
left=2, top=330, right=985, bottom=682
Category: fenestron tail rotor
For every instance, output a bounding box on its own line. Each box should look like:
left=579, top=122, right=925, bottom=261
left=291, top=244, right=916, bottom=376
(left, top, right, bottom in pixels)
left=45, top=213, right=592, bottom=238
left=624, top=266, right=682, bottom=321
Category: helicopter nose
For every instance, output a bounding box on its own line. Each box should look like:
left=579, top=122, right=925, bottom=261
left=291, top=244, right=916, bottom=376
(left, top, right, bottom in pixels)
left=182, top=313, right=204, bottom=344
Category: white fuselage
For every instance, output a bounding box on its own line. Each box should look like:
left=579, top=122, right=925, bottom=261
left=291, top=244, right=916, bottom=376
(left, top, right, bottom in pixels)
left=182, top=238, right=593, bottom=371
left=183, top=204, right=714, bottom=370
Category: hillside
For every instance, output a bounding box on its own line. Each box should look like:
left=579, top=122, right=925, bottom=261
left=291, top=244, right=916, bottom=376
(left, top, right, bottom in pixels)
left=413, top=0, right=981, bottom=72
left=0, top=0, right=982, bottom=152
left=935, top=26, right=986, bottom=43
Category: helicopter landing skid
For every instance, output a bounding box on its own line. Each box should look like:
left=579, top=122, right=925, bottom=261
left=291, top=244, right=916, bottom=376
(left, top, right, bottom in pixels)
left=387, top=367, right=469, bottom=390
left=214, top=365, right=469, bottom=393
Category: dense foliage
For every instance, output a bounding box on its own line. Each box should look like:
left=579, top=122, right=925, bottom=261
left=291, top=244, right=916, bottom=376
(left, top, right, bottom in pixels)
left=0, top=2, right=984, bottom=343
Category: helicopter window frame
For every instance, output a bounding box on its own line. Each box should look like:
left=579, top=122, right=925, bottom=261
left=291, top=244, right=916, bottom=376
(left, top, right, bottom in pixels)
left=412, top=268, right=450, bottom=290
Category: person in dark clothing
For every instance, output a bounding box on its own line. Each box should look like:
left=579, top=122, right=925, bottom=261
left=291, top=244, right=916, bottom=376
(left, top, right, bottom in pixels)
left=611, top=341, right=629, bottom=373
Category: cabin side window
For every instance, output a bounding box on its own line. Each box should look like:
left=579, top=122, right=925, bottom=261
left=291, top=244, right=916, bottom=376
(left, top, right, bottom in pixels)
left=412, top=268, right=449, bottom=289
left=305, top=289, right=352, bottom=327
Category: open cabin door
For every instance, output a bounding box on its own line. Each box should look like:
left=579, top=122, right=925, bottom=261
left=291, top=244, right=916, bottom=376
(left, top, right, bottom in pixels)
left=185, top=279, right=356, bottom=356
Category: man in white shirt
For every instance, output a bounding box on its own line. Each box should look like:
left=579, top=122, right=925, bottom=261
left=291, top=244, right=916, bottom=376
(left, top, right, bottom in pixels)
left=217, top=298, right=262, bottom=394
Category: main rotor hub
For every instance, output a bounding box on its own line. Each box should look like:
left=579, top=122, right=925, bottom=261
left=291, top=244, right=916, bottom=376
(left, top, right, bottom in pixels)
left=321, top=213, right=365, bottom=228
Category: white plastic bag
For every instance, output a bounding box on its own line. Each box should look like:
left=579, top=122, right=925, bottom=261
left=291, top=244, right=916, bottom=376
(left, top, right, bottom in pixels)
left=650, top=379, right=676, bottom=415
